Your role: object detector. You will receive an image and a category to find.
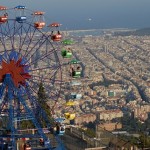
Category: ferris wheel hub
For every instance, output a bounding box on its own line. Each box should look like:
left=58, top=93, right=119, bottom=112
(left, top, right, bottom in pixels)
left=0, top=55, right=31, bottom=87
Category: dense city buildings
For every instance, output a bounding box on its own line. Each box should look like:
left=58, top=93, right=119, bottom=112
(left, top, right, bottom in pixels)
left=56, top=30, right=150, bottom=135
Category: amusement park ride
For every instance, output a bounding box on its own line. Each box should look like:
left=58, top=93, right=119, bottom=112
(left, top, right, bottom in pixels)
left=0, top=4, right=84, bottom=150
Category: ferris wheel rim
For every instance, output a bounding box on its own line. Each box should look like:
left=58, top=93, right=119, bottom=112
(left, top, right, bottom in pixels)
left=0, top=8, right=63, bottom=103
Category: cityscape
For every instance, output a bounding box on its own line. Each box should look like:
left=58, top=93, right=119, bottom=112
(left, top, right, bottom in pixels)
left=57, top=30, right=150, bottom=149
left=0, top=1, right=150, bottom=150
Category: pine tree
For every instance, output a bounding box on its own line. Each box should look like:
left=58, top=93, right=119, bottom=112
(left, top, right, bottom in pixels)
left=37, top=82, right=54, bottom=127
left=38, top=82, right=47, bottom=102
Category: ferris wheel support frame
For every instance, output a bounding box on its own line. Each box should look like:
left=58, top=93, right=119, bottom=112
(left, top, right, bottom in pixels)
left=0, top=73, right=52, bottom=150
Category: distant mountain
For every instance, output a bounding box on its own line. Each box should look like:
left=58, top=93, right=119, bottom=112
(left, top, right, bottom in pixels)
left=113, top=28, right=150, bottom=36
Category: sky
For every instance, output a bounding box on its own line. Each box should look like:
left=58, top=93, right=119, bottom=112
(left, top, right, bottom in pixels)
left=1, top=0, right=150, bottom=30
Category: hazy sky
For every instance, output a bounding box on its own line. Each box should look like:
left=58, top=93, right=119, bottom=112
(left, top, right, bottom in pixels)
left=1, top=0, right=150, bottom=30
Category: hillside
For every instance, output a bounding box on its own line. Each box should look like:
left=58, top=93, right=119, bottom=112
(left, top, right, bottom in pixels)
left=114, top=28, right=150, bottom=36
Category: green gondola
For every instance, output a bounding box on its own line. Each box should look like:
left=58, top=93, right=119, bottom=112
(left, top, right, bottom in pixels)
left=61, top=49, right=72, bottom=58
left=72, top=71, right=81, bottom=78
left=62, top=39, right=74, bottom=45
left=69, top=59, right=80, bottom=64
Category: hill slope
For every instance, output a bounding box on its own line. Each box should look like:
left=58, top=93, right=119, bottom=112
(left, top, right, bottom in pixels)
left=114, top=28, right=150, bottom=36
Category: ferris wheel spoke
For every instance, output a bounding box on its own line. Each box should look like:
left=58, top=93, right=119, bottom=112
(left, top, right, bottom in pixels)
left=29, top=64, right=61, bottom=71
left=25, top=81, right=38, bottom=95
left=12, top=23, right=26, bottom=51
left=0, top=29, right=11, bottom=62
left=31, top=67, right=62, bottom=85
left=0, top=24, right=11, bottom=39
left=28, top=50, right=60, bottom=66
left=11, top=21, right=17, bottom=48
left=28, top=80, right=49, bottom=96
left=17, top=24, right=25, bottom=53
left=18, top=22, right=34, bottom=53
left=31, top=74, right=63, bottom=84
left=5, top=21, right=23, bottom=50
left=5, top=21, right=16, bottom=49
left=0, top=25, right=9, bottom=51
left=24, top=33, right=47, bottom=59
left=1, top=22, right=18, bottom=50
left=46, top=36, right=58, bottom=50
left=26, top=40, right=52, bottom=63
left=0, top=37, right=7, bottom=51
left=29, top=80, right=61, bottom=101
left=21, top=25, right=37, bottom=55
left=7, top=22, right=23, bottom=42
left=48, top=67, right=61, bottom=80
left=32, top=67, right=60, bottom=84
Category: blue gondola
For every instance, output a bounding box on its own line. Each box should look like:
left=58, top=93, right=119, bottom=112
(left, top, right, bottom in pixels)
left=71, top=93, right=82, bottom=99
left=14, top=5, right=26, bottom=23
left=15, top=5, right=26, bottom=9
left=16, top=16, right=26, bottom=23
left=55, top=117, right=65, bottom=123
left=54, top=118, right=65, bottom=135
left=56, top=124, right=65, bottom=135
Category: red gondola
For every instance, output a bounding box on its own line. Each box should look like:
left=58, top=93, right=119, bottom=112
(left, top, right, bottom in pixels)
left=0, top=6, right=8, bottom=23
left=49, top=22, right=62, bottom=41
left=24, top=143, right=31, bottom=150
left=51, top=31, right=62, bottom=41
left=0, top=6, right=7, bottom=10
left=0, top=16, right=7, bottom=23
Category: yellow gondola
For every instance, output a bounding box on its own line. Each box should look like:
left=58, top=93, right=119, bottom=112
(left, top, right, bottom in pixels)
left=65, top=101, right=75, bottom=106
left=64, top=112, right=75, bottom=120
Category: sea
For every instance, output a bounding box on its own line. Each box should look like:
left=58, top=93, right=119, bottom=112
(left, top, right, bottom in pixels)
left=65, top=28, right=135, bottom=37
left=67, top=29, right=104, bottom=37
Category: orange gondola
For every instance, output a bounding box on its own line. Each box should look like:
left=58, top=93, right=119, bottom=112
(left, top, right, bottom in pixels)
left=34, top=22, right=46, bottom=29
left=49, top=22, right=62, bottom=27
left=32, top=11, right=45, bottom=16
left=32, top=11, right=45, bottom=29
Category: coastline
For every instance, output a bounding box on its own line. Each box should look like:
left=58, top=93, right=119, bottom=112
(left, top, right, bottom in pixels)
left=62, top=28, right=136, bottom=37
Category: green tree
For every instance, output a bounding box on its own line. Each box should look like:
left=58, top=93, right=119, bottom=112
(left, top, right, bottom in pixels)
left=37, top=82, right=54, bottom=127
left=20, top=120, right=34, bottom=129
left=38, top=82, right=47, bottom=102
left=138, top=134, right=150, bottom=148
left=121, top=113, right=145, bottom=132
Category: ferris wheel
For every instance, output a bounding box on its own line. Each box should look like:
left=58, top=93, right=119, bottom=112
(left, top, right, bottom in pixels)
left=0, top=5, right=65, bottom=150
